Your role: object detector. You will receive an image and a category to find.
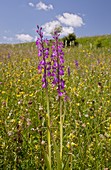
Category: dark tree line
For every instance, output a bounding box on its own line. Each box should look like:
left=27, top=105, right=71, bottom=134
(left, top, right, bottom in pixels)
left=62, top=33, right=79, bottom=47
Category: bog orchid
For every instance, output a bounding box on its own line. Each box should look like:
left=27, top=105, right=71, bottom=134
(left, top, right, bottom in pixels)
left=36, top=25, right=50, bottom=88
left=51, top=31, right=65, bottom=96
left=51, top=30, right=65, bottom=161
left=36, top=25, right=51, bottom=168
left=36, top=26, right=65, bottom=97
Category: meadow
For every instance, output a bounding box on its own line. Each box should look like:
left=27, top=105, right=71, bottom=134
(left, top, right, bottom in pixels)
left=0, top=34, right=111, bottom=169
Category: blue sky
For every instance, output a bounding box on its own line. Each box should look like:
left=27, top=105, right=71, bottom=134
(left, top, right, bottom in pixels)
left=0, top=0, right=111, bottom=44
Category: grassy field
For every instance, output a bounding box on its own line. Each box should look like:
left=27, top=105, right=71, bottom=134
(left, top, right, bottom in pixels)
left=0, top=34, right=111, bottom=169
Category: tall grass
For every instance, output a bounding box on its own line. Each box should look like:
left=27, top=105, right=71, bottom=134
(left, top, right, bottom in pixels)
left=0, top=35, right=111, bottom=169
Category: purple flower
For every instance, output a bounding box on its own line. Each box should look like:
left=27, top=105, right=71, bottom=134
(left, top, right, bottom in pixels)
left=42, top=82, right=47, bottom=88
left=58, top=91, right=64, bottom=97
left=60, top=79, right=65, bottom=89
left=59, top=69, right=64, bottom=76
left=36, top=25, right=50, bottom=88
left=51, top=31, right=65, bottom=96
left=74, top=60, right=79, bottom=67
left=36, top=26, right=66, bottom=96
left=47, top=71, right=51, bottom=77
left=52, top=77, right=58, bottom=85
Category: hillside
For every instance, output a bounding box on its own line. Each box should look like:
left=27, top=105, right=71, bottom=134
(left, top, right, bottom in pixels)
left=77, top=34, right=111, bottom=48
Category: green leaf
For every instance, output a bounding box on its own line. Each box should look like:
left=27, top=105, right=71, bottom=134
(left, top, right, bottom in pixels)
left=53, top=140, right=62, bottom=170
left=64, top=157, right=70, bottom=170
left=43, top=151, right=51, bottom=170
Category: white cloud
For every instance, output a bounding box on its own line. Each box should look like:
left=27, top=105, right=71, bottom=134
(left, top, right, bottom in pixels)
left=36, top=1, right=53, bottom=11
left=41, top=12, right=84, bottom=37
left=42, top=21, right=61, bottom=36
left=57, top=13, right=84, bottom=27
left=28, top=2, right=35, bottom=7
left=61, top=27, right=74, bottom=36
left=42, top=21, right=75, bottom=37
left=16, top=34, right=33, bottom=42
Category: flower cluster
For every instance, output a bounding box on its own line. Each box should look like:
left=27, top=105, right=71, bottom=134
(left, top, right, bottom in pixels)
left=36, top=25, right=51, bottom=88
left=51, top=31, right=65, bottom=96
left=36, top=26, right=65, bottom=96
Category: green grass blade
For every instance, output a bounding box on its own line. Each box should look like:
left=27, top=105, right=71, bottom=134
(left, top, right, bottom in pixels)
left=43, top=151, right=51, bottom=170
left=53, top=140, right=62, bottom=170
left=64, top=157, right=70, bottom=170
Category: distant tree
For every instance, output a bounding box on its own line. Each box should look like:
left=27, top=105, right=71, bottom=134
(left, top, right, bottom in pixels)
left=62, top=33, right=77, bottom=47
left=62, top=36, right=70, bottom=47
left=67, top=33, right=76, bottom=42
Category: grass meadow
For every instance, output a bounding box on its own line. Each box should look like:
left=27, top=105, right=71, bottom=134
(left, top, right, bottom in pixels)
left=0, top=35, right=111, bottom=169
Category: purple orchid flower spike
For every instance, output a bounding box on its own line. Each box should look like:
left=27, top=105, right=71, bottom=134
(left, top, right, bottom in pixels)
left=36, top=25, right=50, bottom=88
left=51, top=31, right=66, bottom=97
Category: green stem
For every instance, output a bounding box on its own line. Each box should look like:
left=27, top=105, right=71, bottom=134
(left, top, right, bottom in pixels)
left=46, top=88, right=51, bottom=168
left=60, top=98, right=63, bottom=162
